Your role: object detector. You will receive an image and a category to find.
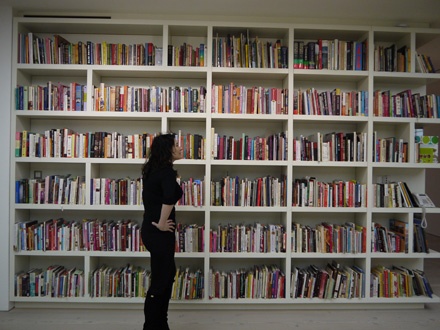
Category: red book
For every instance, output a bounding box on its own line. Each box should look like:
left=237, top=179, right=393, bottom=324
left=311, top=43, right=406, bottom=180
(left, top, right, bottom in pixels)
left=219, top=136, right=224, bottom=159
left=317, top=39, right=323, bottom=69
left=256, top=178, right=262, bottom=206
left=93, top=220, right=100, bottom=251
left=111, top=44, right=117, bottom=65
left=339, top=181, right=344, bottom=207
left=355, top=42, right=363, bottom=70
left=318, top=270, right=329, bottom=298
left=348, top=181, right=354, bottom=207
left=147, top=43, right=153, bottom=65
left=322, top=222, right=333, bottom=252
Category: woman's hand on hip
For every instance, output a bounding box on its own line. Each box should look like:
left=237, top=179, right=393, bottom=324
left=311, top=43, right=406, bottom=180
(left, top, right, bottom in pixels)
left=152, top=219, right=175, bottom=232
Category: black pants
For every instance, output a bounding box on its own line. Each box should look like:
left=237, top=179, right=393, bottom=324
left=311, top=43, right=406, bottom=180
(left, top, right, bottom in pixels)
left=142, top=229, right=176, bottom=330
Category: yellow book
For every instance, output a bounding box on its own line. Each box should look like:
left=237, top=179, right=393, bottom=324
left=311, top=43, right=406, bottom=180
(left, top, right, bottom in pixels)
left=21, top=130, right=27, bottom=157
left=99, top=83, right=105, bottom=111
left=217, top=85, right=223, bottom=113
left=246, top=272, right=254, bottom=298
left=73, top=43, right=78, bottom=64
left=372, top=265, right=385, bottom=297
left=221, top=228, right=226, bottom=251
left=102, top=42, right=108, bottom=65
left=118, top=44, right=122, bottom=65
left=172, top=267, right=180, bottom=299
left=234, top=86, right=241, bottom=114
left=190, top=134, right=194, bottom=159
left=109, top=86, right=116, bottom=111
left=70, top=134, right=76, bottom=158
left=245, top=44, right=249, bottom=68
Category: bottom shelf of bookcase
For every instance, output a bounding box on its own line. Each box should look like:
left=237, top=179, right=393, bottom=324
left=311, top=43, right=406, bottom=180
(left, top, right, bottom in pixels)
left=12, top=295, right=440, bottom=308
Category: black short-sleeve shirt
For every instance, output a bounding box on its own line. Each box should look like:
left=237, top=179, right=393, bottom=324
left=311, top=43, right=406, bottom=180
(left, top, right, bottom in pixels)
left=142, top=166, right=183, bottom=231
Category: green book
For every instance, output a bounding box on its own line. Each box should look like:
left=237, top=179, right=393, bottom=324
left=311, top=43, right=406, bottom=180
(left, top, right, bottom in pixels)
left=418, top=136, right=438, bottom=163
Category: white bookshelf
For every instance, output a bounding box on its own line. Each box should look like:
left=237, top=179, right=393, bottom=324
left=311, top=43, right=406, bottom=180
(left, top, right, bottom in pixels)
left=9, top=16, right=440, bottom=307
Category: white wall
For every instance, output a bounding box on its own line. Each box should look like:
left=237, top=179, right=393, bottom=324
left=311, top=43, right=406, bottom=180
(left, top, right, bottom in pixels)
left=0, top=5, right=13, bottom=311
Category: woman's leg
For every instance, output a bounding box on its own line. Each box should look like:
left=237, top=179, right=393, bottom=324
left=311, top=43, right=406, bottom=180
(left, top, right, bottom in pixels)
left=143, top=231, right=175, bottom=330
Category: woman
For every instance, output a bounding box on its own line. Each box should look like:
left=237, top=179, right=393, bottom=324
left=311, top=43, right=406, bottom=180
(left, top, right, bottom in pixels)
left=141, top=133, right=183, bottom=330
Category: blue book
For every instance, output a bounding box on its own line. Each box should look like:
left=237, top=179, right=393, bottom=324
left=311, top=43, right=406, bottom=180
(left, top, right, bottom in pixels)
left=76, top=84, right=82, bottom=110
left=437, top=95, right=440, bottom=118
left=43, top=86, right=48, bottom=110
left=15, top=180, right=21, bottom=203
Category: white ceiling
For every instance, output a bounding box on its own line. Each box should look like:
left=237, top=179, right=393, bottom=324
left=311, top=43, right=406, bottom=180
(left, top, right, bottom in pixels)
left=1, top=0, right=440, bottom=28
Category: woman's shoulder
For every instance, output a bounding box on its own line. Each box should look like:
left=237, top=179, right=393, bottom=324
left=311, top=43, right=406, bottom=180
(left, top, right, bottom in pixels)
left=155, top=165, right=176, bottom=177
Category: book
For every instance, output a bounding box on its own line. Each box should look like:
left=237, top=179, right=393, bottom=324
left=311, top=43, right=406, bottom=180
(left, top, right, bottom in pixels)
left=416, top=53, right=437, bottom=73
left=414, top=216, right=429, bottom=253
left=155, top=47, right=163, bottom=66
left=389, top=218, right=408, bottom=252
left=396, top=181, right=417, bottom=207
left=418, top=135, right=438, bottom=163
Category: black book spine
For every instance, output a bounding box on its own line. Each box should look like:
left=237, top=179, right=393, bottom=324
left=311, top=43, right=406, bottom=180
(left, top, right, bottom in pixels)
left=167, top=45, right=173, bottom=66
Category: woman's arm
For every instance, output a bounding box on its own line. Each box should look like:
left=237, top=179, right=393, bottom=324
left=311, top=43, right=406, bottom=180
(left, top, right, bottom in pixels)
left=152, top=204, right=175, bottom=232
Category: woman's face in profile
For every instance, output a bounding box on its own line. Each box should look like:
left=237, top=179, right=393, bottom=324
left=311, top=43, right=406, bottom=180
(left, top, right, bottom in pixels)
left=172, top=140, right=183, bottom=161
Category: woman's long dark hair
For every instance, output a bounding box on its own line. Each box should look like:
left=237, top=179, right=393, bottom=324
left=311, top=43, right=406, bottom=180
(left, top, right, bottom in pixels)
left=142, top=133, right=176, bottom=178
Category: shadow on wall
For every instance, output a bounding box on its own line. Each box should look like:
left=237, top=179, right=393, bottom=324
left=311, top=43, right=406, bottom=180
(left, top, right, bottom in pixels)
left=425, top=117, right=440, bottom=236
left=424, top=36, right=440, bottom=236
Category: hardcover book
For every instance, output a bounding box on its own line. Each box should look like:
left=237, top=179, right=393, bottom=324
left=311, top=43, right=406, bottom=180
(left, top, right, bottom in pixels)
left=418, top=135, right=438, bottom=163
